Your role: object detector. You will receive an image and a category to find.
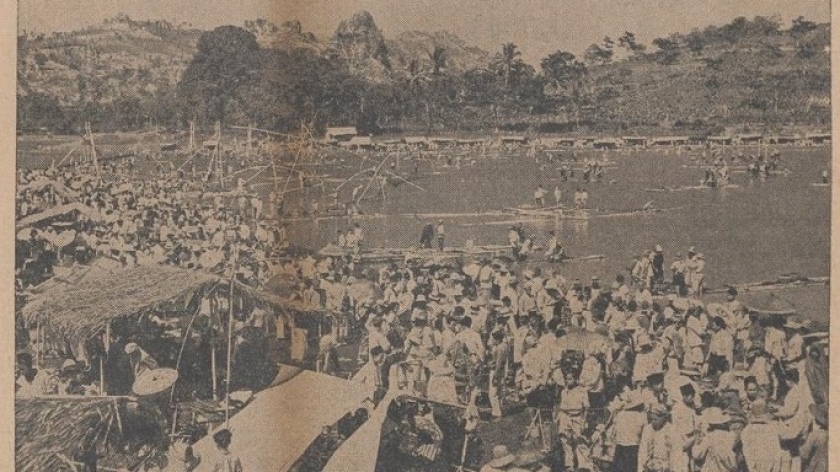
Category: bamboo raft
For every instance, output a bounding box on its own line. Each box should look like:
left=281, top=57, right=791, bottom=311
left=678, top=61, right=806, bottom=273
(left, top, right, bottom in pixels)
left=644, top=184, right=740, bottom=192
left=318, top=244, right=514, bottom=263
left=704, top=274, right=829, bottom=294
left=501, top=205, right=679, bottom=220
left=318, top=244, right=605, bottom=264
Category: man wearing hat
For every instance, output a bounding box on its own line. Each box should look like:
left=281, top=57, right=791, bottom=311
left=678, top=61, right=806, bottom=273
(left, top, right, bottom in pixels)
left=480, top=445, right=517, bottom=472
left=692, top=407, right=738, bottom=472
left=608, top=389, right=648, bottom=472
left=125, top=342, right=158, bottom=378
left=740, top=401, right=790, bottom=472
left=783, top=320, right=806, bottom=367
left=633, top=333, right=665, bottom=385
left=638, top=404, right=675, bottom=472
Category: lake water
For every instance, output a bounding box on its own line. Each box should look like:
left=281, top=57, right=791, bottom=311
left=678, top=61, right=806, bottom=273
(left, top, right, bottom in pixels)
left=288, top=146, right=831, bottom=327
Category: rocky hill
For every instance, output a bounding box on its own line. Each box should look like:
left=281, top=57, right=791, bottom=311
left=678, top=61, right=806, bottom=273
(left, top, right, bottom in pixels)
left=18, top=15, right=201, bottom=107
left=387, top=30, right=492, bottom=76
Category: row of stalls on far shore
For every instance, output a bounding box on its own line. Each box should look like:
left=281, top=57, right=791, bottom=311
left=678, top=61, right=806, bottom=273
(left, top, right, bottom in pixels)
left=322, top=126, right=832, bottom=150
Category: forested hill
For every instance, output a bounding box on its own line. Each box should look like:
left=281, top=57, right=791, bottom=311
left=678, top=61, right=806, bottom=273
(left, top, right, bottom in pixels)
left=17, top=13, right=829, bottom=136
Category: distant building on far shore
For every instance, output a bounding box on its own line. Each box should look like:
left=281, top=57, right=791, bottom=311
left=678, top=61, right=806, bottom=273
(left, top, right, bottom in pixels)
left=325, top=127, right=358, bottom=144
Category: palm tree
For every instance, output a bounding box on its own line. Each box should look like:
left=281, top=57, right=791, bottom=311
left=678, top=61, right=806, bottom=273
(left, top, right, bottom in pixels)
left=501, top=42, right=521, bottom=88
left=429, top=46, right=446, bottom=76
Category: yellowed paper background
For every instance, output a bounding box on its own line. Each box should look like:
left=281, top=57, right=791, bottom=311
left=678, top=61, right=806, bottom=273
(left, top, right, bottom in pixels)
left=1, top=0, right=838, bottom=470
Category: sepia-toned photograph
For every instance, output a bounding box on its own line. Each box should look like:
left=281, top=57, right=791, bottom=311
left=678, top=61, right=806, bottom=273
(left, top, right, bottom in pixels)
left=13, top=1, right=831, bottom=471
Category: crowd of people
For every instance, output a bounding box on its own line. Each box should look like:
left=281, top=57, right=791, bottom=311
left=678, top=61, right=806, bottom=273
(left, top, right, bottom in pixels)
left=15, top=159, right=289, bottom=291
left=13, top=144, right=829, bottom=472
left=300, top=241, right=827, bottom=472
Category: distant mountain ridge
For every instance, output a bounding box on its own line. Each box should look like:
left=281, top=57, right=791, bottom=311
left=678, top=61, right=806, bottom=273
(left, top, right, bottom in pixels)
left=16, top=12, right=831, bottom=134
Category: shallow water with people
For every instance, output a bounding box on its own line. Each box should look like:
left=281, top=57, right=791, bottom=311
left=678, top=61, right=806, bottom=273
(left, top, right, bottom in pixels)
left=286, top=145, right=830, bottom=326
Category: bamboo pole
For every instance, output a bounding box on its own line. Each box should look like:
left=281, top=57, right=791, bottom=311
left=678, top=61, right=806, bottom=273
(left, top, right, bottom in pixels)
left=36, top=316, right=42, bottom=368
left=101, top=323, right=110, bottom=396
left=357, top=155, right=391, bottom=203
left=211, top=310, right=218, bottom=400
left=55, top=146, right=78, bottom=168
left=225, top=276, right=235, bottom=427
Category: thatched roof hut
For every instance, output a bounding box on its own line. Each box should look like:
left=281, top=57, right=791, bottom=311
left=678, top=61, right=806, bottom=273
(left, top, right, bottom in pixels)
left=22, top=264, right=333, bottom=347
left=21, top=265, right=219, bottom=346
left=16, top=397, right=167, bottom=472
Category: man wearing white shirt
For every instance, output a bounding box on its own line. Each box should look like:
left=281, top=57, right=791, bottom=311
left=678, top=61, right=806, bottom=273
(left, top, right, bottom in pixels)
left=455, top=316, right=485, bottom=359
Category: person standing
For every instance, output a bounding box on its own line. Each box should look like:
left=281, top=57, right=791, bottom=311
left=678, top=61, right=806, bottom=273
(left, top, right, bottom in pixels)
left=671, top=382, right=698, bottom=472
left=691, top=408, right=738, bottom=472
left=685, top=249, right=705, bottom=296
left=534, top=185, right=546, bottom=207
left=671, top=254, right=687, bottom=297
left=651, top=245, right=665, bottom=288
left=436, top=220, right=445, bottom=251
left=553, top=185, right=562, bottom=205
left=210, top=429, right=243, bottom=472
left=420, top=223, right=434, bottom=249
left=557, top=371, right=590, bottom=470
left=637, top=405, right=676, bottom=472
left=488, top=330, right=511, bottom=419
left=609, top=390, right=649, bottom=472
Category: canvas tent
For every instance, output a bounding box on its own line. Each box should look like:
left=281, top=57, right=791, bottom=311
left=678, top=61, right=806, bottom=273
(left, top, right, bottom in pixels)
left=192, top=367, right=370, bottom=472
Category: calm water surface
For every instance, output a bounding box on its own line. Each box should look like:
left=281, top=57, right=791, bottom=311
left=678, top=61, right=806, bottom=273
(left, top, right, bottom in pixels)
left=288, top=146, right=831, bottom=326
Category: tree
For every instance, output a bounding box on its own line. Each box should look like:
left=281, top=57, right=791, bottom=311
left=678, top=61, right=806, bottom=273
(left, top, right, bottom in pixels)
left=684, top=32, right=705, bottom=56
left=540, top=50, right=589, bottom=128
left=499, top=42, right=521, bottom=88
left=652, top=37, right=681, bottom=65
left=429, top=46, right=446, bottom=76
left=584, top=43, right=612, bottom=65
left=177, top=26, right=263, bottom=124
left=540, top=51, right=586, bottom=87
left=618, top=32, right=645, bottom=54
left=790, top=16, right=817, bottom=37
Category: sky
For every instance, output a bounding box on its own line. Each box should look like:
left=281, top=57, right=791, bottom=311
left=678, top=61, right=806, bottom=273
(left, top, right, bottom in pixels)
left=18, top=0, right=831, bottom=64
